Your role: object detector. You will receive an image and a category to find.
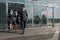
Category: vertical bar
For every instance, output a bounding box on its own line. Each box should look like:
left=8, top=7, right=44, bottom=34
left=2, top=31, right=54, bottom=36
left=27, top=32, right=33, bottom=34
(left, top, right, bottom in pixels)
left=46, top=7, right=48, bottom=27
left=40, top=1, right=42, bottom=27
left=32, top=1, right=33, bottom=27
left=52, top=7, right=54, bottom=27
left=41, top=6, right=42, bottom=27
left=1, top=5, right=2, bottom=28
left=6, top=0, right=8, bottom=29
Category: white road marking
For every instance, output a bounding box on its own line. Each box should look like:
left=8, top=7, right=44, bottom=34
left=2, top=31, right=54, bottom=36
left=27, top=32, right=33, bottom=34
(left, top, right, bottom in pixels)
left=51, top=28, right=59, bottom=40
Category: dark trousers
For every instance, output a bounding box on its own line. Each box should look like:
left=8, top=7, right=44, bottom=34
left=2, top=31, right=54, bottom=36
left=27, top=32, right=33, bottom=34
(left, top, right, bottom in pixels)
left=21, top=20, right=26, bottom=30
left=7, top=21, right=10, bottom=29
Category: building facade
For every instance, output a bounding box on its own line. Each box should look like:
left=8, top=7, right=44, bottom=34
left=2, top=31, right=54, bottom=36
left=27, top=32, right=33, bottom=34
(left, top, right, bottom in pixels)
left=0, top=0, right=60, bottom=29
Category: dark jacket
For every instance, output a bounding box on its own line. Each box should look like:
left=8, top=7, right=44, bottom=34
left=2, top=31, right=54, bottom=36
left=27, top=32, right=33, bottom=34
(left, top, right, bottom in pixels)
left=8, top=13, right=15, bottom=23
left=15, top=13, right=19, bottom=24
left=20, top=10, right=28, bottom=21
left=42, top=15, right=47, bottom=24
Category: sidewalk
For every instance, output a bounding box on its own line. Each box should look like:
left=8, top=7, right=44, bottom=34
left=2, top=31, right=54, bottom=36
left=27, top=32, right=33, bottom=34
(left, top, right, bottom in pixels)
left=24, top=26, right=54, bottom=36
left=0, top=26, right=56, bottom=40
left=0, top=26, right=54, bottom=36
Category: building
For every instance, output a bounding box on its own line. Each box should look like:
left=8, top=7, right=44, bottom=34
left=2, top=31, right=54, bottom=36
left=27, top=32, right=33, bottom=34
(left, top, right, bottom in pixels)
left=0, top=0, right=60, bottom=29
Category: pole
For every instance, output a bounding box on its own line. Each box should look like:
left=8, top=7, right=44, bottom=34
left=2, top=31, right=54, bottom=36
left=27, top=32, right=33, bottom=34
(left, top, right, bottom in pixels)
left=40, top=6, right=42, bottom=27
left=46, top=6, right=48, bottom=27
left=6, top=0, right=8, bottom=29
left=32, top=1, right=33, bottom=27
left=52, top=7, right=54, bottom=27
